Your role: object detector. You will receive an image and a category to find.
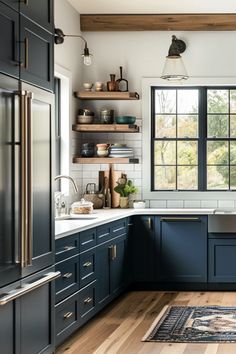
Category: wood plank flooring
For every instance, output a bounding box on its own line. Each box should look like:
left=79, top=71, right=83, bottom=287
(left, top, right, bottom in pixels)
left=56, top=291, right=236, bottom=354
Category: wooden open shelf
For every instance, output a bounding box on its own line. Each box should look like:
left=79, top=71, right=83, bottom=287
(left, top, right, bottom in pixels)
left=72, top=124, right=139, bottom=133
left=73, top=157, right=139, bottom=164
left=74, top=91, right=140, bottom=100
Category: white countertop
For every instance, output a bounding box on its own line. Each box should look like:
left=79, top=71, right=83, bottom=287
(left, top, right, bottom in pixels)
left=55, top=208, right=216, bottom=239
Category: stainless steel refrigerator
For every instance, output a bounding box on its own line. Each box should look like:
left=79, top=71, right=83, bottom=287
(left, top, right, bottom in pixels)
left=0, top=73, right=59, bottom=354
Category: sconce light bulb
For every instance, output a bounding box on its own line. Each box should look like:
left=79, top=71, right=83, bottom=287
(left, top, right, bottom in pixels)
left=83, top=55, right=92, bottom=66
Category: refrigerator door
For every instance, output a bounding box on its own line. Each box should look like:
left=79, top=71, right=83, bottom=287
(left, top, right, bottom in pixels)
left=21, top=83, right=55, bottom=277
left=0, top=74, right=21, bottom=287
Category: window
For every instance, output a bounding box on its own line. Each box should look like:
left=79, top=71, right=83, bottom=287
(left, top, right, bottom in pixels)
left=151, top=87, right=236, bottom=191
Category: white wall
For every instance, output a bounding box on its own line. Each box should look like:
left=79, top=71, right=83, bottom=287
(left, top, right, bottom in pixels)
left=79, top=30, right=236, bottom=208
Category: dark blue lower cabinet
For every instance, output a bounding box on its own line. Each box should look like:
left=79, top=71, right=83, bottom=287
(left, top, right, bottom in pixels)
left=97, top=234, right=127, bottom=310
left=157, top=216, right=208, bottom=282
left=208, top=238, right=236, bottom=282
left=0, top=301, right=15, bottom=354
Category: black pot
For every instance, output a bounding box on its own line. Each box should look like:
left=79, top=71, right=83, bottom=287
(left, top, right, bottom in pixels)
left=81, top=149, right=94, bottom=157
left=81, top=142, right=94, bottom=149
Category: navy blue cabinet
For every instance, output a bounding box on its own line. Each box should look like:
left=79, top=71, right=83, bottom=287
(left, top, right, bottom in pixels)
left=208, top=236, right=236, bottom=282
left=20, top=0, right=54, bottom=33
left=157, top=216, right=207, bottom=282
left=131, top=216, right=155, bottom=282
left=0, top=300, right=15, bottom=353
left=1, top=0, right=18, bottom=11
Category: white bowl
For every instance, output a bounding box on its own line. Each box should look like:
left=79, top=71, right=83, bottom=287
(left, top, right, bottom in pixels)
left=83, top=82, right=93, bottom=91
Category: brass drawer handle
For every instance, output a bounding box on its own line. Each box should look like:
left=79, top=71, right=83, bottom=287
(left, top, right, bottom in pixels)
left=63, top=312, right=73, bottom=319
left=83, top=261, right=92, bottom=268
left=160, top=217, right=200, bottom=222
left=62, top=272, right=73, bottom=279
left=84, top=297, right=92, bottom=304
left=63, top=245, right=75, bottom=251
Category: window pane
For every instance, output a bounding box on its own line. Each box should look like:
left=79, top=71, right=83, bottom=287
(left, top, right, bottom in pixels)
left=154, top=141, right=176, bottom=165
left=230, top=166, right=236, bottom=189
left=230, top=90, right=236, bottom=113
left=207, top=165, right=229, bottom=190
left=230, top=115, right=236, bottom=137
left=230, top=141, right=236, bottom=164
left=155, top=115, right=176, bottom=138
left=207, top=115, right=228, bottom=137
left=155, top=90, right=176, bottom=114
left=177, top=90, right=198, bottom=114
left=177, top=141, right=198, bottom=165
left=177, top=166, right=198, bottom=190
left=154, top=166, right=176, bottom=190
left=178, top=115, right=198, bottom=138
left=207, top=141, right=228, bottom=165
left=207, top=89, right=228, bottom=113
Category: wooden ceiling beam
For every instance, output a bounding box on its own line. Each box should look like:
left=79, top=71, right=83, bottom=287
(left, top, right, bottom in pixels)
left=80, top=14, right=236, bottom=31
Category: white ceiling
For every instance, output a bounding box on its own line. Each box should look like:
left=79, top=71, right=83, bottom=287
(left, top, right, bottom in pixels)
left=67, top=0, right=236, bottom=14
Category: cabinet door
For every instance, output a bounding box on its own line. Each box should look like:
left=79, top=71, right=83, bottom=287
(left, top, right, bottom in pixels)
left=21, top=84, right=54, bottom=277
left=0, top=3, right=19, bottom=78
left=96, top=241, right=110, bottom=309
left=110, top=235, right=127, bottom=296
left=20, top=16, right=54, bottom=91
left=208, top=238, right=236, bottom=282
left=131, top=216, right=155, bottom=282
left=20, top=279, right=54, bottom=354
left=20, top=0, right=54, bottom=33
left=1, top=0, right=18, bottom=10
left=158, top=216, right=207, bottom=282
left=0, top=301, right=15, bottom=354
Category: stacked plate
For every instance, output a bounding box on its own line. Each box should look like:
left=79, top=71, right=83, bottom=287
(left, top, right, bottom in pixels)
left=109, top=144, right=134, bottom=158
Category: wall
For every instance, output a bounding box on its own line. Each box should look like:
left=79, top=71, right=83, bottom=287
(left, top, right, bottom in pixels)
left=79, top=30, right=236, bottom=208
left=54, top=0, right=83, bottom=200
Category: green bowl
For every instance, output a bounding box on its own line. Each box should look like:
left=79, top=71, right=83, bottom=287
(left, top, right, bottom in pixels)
left=115, top=116, right=136, bottom=124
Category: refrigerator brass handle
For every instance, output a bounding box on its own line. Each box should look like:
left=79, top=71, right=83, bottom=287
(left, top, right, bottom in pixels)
left=84, top=297, right=92, bottom=304
left=62, top=272, right=73, bottom=279
left=26, top=92, right=33, bottom=266
left=0, top=271, right=61, bottom=306
left=83, top=261, right=92, bottom=268
left=63, top=312, right=73, bottom=319
left=20, top=91, right=28, bottom=268
left=160, top=217, right=200, bottom=222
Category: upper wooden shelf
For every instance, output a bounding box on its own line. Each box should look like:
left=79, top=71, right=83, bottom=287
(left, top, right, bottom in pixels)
left=74, top=91, right=140, bottom=100
left=73, top=157, right=139, bottom=164
left=80, top=14, right=236, bottom=31
left=72, top=124, right=139, bottom=133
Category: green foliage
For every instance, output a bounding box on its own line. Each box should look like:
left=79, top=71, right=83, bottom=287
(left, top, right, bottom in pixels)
left=114, top=179, right=138, bottom=197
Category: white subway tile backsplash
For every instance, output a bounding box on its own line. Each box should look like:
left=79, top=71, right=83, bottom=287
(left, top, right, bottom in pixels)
left=167, top=200, right=184, bottom=208
left=201, top=200, right=218, bottom=208
left=184, top=200, right=201, bottom=208
left=218, top=200, right=235, bottom=209
left=150, top=200, right=167, bottom=208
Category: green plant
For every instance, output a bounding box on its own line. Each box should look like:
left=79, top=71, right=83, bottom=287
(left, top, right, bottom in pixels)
left=114, top=179, right=138, bottom=197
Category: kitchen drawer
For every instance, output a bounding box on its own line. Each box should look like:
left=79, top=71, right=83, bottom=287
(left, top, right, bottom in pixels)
left=111, top=219, right=127, bottom=238
left=55, top=255, right=79, bottom=303
left=79, top=249, right=96, bottom=288
left=97, top=223, right=112, bottom=244
left=55, top=293, right=79, bottom=346
left=56, top=234, right=79, bottom=263
left=78, top=281, right=97, bottom=325
left=79, top=228, right=96, bottom=252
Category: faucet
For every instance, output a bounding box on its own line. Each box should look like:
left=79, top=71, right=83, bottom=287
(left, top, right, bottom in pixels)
left=54, top=175, right=78, bottom=193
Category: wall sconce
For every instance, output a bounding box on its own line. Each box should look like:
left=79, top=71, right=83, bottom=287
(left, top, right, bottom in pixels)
left=161, top=35, right=188, bottom=81
left=54, top=28, right=92, bottom=66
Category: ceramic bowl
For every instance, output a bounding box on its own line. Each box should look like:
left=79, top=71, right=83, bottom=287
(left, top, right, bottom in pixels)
left=83, top=82, right=93, bottom=91
left=115, top=116, right=136, bottom=124
left=97, top=149, right=109, bottom=157
left=77, top=115, right=94, bottom=124
left=81, top=149, right=94, bottom=157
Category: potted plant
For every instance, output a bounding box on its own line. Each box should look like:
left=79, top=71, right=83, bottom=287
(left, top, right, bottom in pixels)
left=114, top=176, right=138, bottom=208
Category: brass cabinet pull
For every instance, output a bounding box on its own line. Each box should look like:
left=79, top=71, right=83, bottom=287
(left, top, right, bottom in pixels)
left=109, top=245, right=117, bottom=261
left=62, top=272, right=73, bottom=279
left=113, top=245, right=117, bottom=260
left=63, top=245, right=75, bottom=251
left=63, top=312, right=73, bottom=319
left=83, top=261, right=92, bottom=268
left=146, top=217, right=152, bottom=230
left=160, top=217, right=200, bottom=222
left=84, top=297, right=92, bottom=304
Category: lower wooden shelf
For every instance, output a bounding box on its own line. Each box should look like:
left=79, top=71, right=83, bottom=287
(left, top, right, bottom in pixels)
left=73, top=157, right=139, bottom=164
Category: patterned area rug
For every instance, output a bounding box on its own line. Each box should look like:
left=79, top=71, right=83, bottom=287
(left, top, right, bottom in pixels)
left=142, top=306, right=236, bottom=343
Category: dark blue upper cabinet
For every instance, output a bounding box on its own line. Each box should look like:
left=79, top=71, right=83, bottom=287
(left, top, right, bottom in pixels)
left=1, top=0, right=18, bottom=11
left=131, top=216, right=155, bottom=283
left=157, top=216, right=208, bottom=283
left=0, top=3, right=19, bottom=78
left=20, top=0, right=54, bottom=33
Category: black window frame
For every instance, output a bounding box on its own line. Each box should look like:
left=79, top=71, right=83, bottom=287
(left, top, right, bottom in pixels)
left=151, top=85, right=236, bottom=192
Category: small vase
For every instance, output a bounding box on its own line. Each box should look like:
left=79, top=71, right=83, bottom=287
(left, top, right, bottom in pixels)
left=107, top=74, right=117, bottom=92
left=119, top=196, right=129, bottom=208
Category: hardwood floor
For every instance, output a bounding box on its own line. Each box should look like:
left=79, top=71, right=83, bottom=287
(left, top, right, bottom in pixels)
left=56, top=291, right=236, bottom=354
